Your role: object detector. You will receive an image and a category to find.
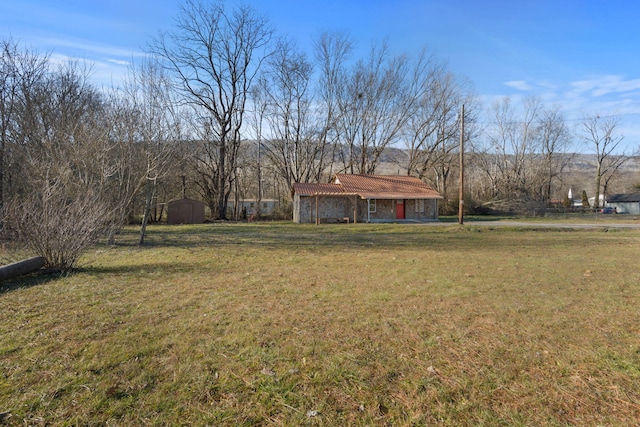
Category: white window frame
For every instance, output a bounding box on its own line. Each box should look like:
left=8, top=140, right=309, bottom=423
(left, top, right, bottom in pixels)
left=369, top=199, right=377, bottom=213
left=415, top=199, right=425, bottom=213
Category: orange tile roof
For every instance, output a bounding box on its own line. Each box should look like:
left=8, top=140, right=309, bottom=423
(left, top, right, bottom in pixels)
left=293, top=174, right=442, bottom=199
left=293, top=182, right=349, bottom=196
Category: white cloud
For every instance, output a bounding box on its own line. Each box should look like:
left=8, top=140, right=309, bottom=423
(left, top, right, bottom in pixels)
left=483, top=75, right=640, bottom=152
left=35, top=36, right=146, bottom=61
left=45, top=52, right=129, bottom=88
left=106, top=58, right=130, bottom=66
left=570, top=75, right=640, bottom=98
left=504, top=80, right=532, bottom=91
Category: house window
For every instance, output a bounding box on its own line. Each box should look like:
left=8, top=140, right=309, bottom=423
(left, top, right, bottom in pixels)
left=415, top=199, right=425, bottom=213
left=369, top=199, right=376, bottom=213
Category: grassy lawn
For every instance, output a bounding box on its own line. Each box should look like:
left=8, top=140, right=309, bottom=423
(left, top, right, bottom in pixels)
left=1, top=222, right=640, bottom=425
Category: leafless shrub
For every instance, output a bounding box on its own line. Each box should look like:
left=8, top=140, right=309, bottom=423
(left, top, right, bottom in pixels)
left=3, top=179, right=111, bottom=273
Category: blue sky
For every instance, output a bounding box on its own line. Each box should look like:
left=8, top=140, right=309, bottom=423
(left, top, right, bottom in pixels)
left=2, top=0, right=639, bottom=148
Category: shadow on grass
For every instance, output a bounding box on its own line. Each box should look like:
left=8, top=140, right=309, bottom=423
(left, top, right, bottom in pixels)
left=77, top=260, right=208, bottom=276
left=109, top=222, right=606, bottom=254
left=0, top=271, right=61, bottom=295
left=1, top=261, right=211, bottom=293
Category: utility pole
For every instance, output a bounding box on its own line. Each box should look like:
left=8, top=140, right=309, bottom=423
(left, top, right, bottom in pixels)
left=257, top=138, right=262, bottom=218
left=458, top=104, right=465, bottom=225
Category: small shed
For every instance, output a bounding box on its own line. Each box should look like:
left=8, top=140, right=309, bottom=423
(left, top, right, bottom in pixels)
left=167, top=198, right=206, bottom=224
left=606, top=193, right=640, bottom=215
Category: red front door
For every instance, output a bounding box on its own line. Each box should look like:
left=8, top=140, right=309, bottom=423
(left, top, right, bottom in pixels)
left=396, top=200, right=405, bottom=219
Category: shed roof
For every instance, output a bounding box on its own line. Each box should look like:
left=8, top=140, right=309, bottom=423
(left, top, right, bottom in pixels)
left=293, top=174, right=442, bottom=200
left=167, top=197, right=206, bottom=206
left=607, top=193, right=640, bottom=203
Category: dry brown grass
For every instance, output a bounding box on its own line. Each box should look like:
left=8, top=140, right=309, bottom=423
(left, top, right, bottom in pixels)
left=1, top=222, right=640, bottom=426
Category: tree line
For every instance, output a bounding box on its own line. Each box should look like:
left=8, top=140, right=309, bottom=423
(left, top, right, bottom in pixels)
left=0, top=0, right=632, bottom=270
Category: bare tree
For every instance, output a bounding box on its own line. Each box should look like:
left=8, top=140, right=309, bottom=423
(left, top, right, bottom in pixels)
left=246, top=31, right=354, bottom=204
left=403, top=63, right=477, bottom=208
left=335, top=42, right=418, bottom=174
left=472, top=97, right=573, bottom=211
left=247, top=80, right=269, bottom=215
left=580, top=114, right=626, bottom=208
left=255, top=39, right=321, bottom=193
left=0, top=38, right=49, bottom=210
left=404, top=62, right=450, bottom=179
left=479, top=96, right=542, bottom=200
left=3, top=60, right=117, bottom=271
left=101, top=95, right=150, bottom=243
left=535, top=106, right=571, bottom=203
left=149, top=0, right=272, bottom=219
left=122, top=58, right=184, bottom=245
left=313, top=30, right=354, bottom=180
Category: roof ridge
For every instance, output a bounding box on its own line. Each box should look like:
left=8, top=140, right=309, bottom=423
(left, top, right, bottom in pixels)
left=334, top=173, right=438, bottom=191
left=296, top=174, right=442, bottom=199
left=372, top=174, right=437, bottom=190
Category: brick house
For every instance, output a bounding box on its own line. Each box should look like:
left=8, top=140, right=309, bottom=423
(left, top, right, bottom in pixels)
left=292, top=174, right=442, bottom=224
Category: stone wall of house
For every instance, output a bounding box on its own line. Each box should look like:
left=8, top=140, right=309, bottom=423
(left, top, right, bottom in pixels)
left=367, top=199, right=394, bottom=221
left=427, top=199, right=438, bottom=218
left=404, top=199, right=438, bottom=220
left=294, top=195, right=354, bottom=223
left=355, top=199, right=367, bottom=222
left=405, top=199, right=418, bottom=220
left=356, top=198, right=438, bottom=221
left=295, top=196, right=439, bottom=223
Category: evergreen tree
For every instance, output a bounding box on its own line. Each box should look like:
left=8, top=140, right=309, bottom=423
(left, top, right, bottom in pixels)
left=582, top=190, right=590, bottom=208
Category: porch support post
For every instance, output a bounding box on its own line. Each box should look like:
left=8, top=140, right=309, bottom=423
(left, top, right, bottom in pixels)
left=315, top=195, right=319, bottom=225
left=367, top=199, right=371, bottom=223
left=353, top=196, right=357, bottom=224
